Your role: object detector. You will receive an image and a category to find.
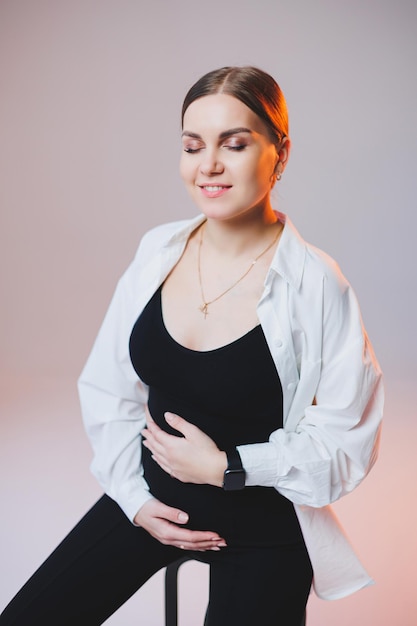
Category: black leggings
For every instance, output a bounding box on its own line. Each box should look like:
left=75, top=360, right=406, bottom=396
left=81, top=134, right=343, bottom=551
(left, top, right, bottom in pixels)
left=0, top=495, right=313, bottom=626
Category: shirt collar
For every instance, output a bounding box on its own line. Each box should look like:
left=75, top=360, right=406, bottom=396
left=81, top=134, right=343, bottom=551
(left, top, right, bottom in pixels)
left=268, top=212, right=306, bottom=291
left=161, top=214, right=206, bottom=248
left=162, top=211, right=307, bottom=291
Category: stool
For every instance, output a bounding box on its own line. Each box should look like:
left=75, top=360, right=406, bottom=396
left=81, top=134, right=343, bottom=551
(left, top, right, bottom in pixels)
left=164, top=556, right=306, bottom=626
left=165, top=556, right=207, bottom=626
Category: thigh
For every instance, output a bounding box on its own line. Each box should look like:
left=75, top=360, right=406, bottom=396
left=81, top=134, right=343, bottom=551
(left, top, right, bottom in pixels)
left=204, top=541, right=312, bottom=626
left=0, top=495, right=180, bottom=626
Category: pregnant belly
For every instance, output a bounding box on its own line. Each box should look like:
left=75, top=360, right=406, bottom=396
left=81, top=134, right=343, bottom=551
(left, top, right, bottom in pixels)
left=143, top=444, right=232, bottom=533
left=142, top=445, right=303, bottom=546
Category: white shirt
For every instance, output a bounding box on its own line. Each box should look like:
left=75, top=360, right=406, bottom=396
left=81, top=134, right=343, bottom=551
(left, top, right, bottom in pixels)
left=78, top=212, right=383, bottom=600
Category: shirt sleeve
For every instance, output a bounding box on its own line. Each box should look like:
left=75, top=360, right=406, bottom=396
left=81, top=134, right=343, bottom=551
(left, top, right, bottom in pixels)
left=78, top=262, right=154, bottom=522
left=238, top=268, right=384, bottom=508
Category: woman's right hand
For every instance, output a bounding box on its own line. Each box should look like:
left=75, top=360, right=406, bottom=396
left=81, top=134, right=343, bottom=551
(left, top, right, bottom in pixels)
left=134, top=499, right=227, bottom=552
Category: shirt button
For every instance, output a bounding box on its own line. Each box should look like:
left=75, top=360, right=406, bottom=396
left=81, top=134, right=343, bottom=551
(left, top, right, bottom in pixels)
left=275, top=339, right=283, bottom=348
left=287, top=382, right=296, bottom=391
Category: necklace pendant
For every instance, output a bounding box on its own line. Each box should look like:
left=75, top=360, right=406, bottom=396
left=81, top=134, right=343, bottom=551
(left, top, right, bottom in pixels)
left=199, top=303, right=209, bottom=318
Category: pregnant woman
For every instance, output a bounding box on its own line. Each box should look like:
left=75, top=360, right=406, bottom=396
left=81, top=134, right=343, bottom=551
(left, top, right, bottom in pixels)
left=1, top=65, right=383, bottom=626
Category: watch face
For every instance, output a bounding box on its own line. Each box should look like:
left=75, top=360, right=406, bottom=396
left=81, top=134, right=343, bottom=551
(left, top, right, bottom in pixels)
left=223, top=468, right=245, bottom=491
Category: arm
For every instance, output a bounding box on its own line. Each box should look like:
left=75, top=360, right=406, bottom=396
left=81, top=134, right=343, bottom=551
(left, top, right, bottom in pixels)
left=238, top=272, right=384, bottom=507
left=78, top=269, right=154, bottom=521
left=79, top=243, right=227, bottom=548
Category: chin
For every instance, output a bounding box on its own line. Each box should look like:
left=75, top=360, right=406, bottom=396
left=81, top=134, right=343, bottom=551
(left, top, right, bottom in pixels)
left=198, top=203, right=265, bottom=224
left=191, top=199, right=245, bottom=221
left=198, top=208, right=244, bottom=222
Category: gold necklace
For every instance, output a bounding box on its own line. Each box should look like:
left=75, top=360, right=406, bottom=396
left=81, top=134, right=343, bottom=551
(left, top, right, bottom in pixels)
left=197, top=224, right=281, bottom=318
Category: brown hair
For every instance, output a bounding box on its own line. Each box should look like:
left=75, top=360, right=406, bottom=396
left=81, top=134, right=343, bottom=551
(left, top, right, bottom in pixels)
left=181, top=66, right=289, bottom=148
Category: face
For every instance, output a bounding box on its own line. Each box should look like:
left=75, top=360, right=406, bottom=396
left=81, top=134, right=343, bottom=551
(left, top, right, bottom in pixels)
left=180, top=93, right=287, bottom=223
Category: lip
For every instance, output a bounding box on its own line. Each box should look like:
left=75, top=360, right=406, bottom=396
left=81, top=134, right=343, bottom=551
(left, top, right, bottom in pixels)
left=198, top=184, right=232, bottom=199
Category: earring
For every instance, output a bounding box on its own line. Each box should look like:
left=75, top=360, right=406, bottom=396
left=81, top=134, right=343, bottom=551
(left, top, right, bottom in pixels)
left=274, top=161, right=283, bottom=182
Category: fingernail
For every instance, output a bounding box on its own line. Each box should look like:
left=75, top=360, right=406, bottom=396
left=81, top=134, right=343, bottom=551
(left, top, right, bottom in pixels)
left=178, top=512, right=188, bottom=522
left=217, top=542, right=227, bottom=547
left=165, top=412, right=174, bottom=422
left=210, top=547, right=221, bottom=551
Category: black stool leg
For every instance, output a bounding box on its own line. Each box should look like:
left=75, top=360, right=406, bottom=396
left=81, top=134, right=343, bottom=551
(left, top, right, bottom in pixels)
left=165, top=557, right=306, bottom=626
left=165, top=556, right=194, bottom=626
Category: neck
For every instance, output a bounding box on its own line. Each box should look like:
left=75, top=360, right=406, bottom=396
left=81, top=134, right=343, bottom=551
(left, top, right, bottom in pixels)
left=202, top=208, right=280, bottom=258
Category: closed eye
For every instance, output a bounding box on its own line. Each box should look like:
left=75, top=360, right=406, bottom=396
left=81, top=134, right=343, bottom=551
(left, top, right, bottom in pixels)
left=225, top=144, right=247, bottom=151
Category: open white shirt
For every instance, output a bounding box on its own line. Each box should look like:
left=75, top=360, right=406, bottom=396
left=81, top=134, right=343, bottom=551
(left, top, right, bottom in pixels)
left=78, top=212, right=383, bottom=600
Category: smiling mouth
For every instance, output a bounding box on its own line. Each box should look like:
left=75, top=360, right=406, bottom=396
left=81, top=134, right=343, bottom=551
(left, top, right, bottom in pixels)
left=199, top=185, right=231, bottom=191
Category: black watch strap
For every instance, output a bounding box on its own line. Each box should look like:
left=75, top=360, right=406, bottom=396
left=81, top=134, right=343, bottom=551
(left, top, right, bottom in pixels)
left=223, top=447, right=246, bottom=491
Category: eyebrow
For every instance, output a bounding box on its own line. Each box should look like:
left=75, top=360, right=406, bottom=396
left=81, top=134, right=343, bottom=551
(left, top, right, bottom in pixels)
left=181, top=127, right=253, bottom=140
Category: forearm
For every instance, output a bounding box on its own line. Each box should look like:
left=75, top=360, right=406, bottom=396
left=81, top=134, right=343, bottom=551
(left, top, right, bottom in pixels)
left=206, top=449, right=228, bottom=488
left=238, top=374, right=383, bottom=507
left=142, top=411, right=228, bottom=487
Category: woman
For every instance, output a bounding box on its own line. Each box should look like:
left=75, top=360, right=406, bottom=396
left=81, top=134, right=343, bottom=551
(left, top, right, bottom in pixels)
left=1, top=66, right=383, bottom=625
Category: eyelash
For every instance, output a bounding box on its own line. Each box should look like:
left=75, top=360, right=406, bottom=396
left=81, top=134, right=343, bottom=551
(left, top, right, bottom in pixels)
left=183, top=145, right=247, bottom=154
left=227, top=144, right=246, bottom=151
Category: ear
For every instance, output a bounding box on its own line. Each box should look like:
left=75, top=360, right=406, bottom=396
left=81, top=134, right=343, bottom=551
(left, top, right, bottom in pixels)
left=274, top=137, right=291, bottom=177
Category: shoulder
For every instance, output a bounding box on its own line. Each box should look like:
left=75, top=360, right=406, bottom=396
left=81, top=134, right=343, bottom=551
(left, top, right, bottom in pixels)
left=280, top=218, right=366, bottom=355
left=279, top=214, right=350, bottom=298
left=117, top=215, right=204, bottom=293
left=304, top=243, right=350, bottom=296
left=111, top=216, right=202, bottom=309
left=301, top=241, right=363, bottom=339
left=134, top=217, right=199, bottom=259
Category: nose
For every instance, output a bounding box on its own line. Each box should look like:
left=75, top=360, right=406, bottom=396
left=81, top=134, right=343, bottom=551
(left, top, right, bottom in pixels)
left=199, top=149, right=224, bottom=176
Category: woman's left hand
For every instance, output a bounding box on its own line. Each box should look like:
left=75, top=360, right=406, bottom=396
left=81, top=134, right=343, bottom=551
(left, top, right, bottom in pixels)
left=142, top=408, right=227, bottom=487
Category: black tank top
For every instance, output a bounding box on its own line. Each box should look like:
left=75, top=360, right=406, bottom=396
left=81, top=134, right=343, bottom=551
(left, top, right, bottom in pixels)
left=129, top=286, right=302, bottom=546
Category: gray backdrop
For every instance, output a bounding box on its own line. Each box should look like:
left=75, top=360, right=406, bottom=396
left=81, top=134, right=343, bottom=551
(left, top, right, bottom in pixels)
left=1, top=1, right=416, bottom=624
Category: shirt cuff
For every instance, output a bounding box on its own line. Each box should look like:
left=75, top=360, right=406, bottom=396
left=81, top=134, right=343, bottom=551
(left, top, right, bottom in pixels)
left=110, top=476, right=155, bottom=523
left=237, top=441, right=280, bottom=487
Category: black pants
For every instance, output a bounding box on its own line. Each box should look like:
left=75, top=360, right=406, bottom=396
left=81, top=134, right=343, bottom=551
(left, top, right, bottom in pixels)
left=0, top=495, right=313, bottom=626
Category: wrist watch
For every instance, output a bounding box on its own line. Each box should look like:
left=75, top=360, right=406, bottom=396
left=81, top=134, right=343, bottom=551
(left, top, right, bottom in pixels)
left=222, top=447, right=246, bottom=491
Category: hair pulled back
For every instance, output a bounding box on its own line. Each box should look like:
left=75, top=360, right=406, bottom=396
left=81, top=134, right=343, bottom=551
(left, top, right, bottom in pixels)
left=181, top=66, right=288, bottom=148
